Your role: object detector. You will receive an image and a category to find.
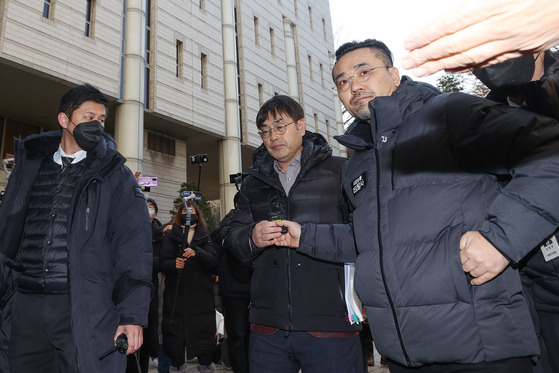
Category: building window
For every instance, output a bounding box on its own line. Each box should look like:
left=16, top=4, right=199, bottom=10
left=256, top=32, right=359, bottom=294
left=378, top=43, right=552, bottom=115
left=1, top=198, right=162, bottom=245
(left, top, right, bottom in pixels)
left=199, top=0, right=206, bottom=11
left=293, top=0, right=298, bottom=17
left=270, top=28, right=275, bottom=56
left=43, top=0, right=52, bottom=19
left=144, top=0, right=152, bottom=108
left=322, top=18, right=327, bottom=41
left=148, top=132, right=176, bottom=156
left=254, top=17, right=260, bottom=46
left=319, top=63, right=324, bottom=87
left=85, top=0, right=94, bottom=37
left=308, top=7, right=313, bottom=30
left=308, top=55, right=313, bottom=81
left=325, top=119, right=331, bottom=143
left=176, top=40, right=183, bottom=78
left=201, top=53, right=208, bottom=89
left=314, top=113, right=319, bottom=132
left=258, top=84, right=264, bottom=106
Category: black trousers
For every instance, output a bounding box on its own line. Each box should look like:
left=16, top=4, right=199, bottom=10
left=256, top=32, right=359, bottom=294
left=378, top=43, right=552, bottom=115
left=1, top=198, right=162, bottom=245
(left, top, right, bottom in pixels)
left=9, top=292, right=79, bottom=373
left=540, top=311, right=559, bottom=373
left=222, top=296, right=250, bottom=373
left=387, top=357, right=534, bottom=373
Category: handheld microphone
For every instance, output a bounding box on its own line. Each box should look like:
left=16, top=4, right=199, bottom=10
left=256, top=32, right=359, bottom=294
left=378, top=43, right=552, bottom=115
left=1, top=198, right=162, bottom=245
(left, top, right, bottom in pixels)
left=268, top=196, right=288, bottom=234
left=183, top=198, right=192, bottom=226
left=98, top=334, right=128, bottom=360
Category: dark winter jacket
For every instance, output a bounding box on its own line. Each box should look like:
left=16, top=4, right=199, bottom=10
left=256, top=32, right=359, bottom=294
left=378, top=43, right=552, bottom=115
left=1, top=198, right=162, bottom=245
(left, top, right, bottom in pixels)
left=0, top=131, right=152, bottom=373
left=151, top=217, right=164, bottom=279
left=298, top=77, right=559, bottom=366
left=212, top=208, right=252, bottom=299
left=160, top=224, right=217, bottom=359
left=478, top=50, right=559, bottom=314
left=518, top=61, right=559, bottom=314
left=227, top=131, right=360, bottom=333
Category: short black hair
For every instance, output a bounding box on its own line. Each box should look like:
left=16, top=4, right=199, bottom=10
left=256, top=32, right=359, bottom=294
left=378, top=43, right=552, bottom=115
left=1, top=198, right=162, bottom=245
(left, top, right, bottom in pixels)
left=334, top=39, right=394, bottom=67
left=57, top=83, right=109, bottom=119
left=256, top=95, right=304, bottom=128
left=146, top=198, right=158, bottom=214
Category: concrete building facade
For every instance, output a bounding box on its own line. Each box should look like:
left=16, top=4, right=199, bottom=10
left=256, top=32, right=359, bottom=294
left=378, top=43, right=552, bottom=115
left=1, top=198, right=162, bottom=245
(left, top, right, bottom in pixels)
left=0, top=0, right=344, bottom=223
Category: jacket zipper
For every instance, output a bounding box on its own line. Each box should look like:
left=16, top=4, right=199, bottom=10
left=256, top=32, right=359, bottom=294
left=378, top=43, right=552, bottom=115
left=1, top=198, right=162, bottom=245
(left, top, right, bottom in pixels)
left=285, top=191, right=293, bottom=337
left=68, top=180, right=94, bottom=372
left=374, top=110, right=411, bottom=366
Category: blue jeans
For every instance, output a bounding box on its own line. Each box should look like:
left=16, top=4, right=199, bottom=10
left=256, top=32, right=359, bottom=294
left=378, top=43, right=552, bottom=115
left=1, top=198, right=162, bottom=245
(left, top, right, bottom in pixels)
left=157, top=344, right=172, bottom=373
left=249, top=329, right=362, bottom=373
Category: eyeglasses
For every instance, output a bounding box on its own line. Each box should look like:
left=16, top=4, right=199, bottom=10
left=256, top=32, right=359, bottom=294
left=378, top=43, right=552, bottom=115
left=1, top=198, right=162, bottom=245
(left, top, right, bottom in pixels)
left=334, top=65, right=389, bottom=92
left=258, top=119, right=297, bottom=139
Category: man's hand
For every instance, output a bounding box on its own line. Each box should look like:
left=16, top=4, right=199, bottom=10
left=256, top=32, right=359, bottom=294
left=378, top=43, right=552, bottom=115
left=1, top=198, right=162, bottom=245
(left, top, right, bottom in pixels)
left=251, top=221, right=284, bottom=248
left=460, top=231, right=509, bottom=286
left=272, top=220, right=301, bottom=248
left=401, top=0, right=559, bottom=77
left=115, top=324, right=143, bottom=355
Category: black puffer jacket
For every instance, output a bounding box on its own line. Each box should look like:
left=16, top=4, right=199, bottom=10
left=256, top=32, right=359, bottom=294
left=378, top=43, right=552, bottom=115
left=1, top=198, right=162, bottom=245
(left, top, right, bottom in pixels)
left=481, top=50, right=559, bottom=314
left=15, top=157, right=86, bottom=293
left=227, top=131, right=360, bottom=333
left=298, top=77, right=559, bottom=366
left=212, top=208, right=252, bottom=299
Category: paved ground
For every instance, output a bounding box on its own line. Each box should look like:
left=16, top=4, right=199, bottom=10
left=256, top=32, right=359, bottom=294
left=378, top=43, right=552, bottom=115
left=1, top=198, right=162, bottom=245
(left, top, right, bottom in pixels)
left=147, top=346, right=390, bottom=372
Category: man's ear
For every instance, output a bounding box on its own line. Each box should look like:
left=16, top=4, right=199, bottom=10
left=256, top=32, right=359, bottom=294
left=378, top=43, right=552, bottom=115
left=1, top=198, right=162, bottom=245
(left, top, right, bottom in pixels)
left=389, top=67, right=401, bottom=87
left=58, top=112, right=69, bottom=129
left=296, top=118, right=306, bottom=133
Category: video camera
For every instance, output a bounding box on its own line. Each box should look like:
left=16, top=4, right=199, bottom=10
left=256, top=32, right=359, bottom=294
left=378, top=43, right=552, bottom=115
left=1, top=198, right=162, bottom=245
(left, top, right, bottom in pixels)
left=189, top=154, right=208, bottom=165
left=229, top=172, right=248, bottom=191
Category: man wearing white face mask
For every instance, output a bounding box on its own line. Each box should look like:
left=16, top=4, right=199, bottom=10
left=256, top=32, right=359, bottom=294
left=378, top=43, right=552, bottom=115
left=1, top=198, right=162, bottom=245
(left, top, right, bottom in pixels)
left=0, top=83, right=152, bottom=373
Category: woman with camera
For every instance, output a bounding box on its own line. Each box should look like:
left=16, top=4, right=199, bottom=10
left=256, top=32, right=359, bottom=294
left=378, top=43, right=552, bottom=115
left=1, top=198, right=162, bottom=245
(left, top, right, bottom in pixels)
left=160, top=201, right=218, bottom=373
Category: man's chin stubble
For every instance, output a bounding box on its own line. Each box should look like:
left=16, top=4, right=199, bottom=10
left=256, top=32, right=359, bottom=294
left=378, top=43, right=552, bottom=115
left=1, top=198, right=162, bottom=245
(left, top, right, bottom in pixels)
left=354, top=108, right=371, bottom=121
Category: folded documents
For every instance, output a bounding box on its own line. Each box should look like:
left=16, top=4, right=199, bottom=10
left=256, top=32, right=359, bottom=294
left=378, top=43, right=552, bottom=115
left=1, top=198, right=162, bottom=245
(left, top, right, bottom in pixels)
left=344, top=263, right=364, bottom=325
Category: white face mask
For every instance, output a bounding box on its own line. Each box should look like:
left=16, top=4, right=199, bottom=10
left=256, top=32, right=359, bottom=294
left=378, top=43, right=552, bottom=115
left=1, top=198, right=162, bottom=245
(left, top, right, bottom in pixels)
left=148, top=206, right=156, bottom=217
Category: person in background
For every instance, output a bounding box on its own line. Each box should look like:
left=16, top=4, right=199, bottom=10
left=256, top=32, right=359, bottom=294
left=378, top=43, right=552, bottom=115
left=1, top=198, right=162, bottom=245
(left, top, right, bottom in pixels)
left=212, top=192, right=252, bottom=373
left=401, top=0, right=559, bottom=77
left=227, top=95, right=362, bottom=373
left=276, top=39, right=559, bottom=373
left=146, top=198, right=164, bottom=370
left=473, top=49, right=559, bottom=373
left=127, top=197, right=164, bottom=373
left=160, top=201, right=218, bottom=373
left=0, top=83, right=152, bottom=373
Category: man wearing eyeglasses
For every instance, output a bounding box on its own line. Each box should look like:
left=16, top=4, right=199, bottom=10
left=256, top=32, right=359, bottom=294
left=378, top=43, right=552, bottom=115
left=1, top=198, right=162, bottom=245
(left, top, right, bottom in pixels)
left=275, top=39, right=559, bottom=373
left=226, top=95, right=362, bottom=372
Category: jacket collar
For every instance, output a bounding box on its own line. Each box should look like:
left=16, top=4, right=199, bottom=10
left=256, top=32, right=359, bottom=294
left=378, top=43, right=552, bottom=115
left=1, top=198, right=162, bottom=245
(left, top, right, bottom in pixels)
left=17, top=130, right=124, bottom=180
left=249, top=131, right=333, bottom=181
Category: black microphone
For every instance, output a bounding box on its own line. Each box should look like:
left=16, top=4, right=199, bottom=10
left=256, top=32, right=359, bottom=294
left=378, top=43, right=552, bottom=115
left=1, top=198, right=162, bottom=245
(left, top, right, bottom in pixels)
left=98, top=334, right=128, bottom=360
left=268, top=196, right=288, bottom=234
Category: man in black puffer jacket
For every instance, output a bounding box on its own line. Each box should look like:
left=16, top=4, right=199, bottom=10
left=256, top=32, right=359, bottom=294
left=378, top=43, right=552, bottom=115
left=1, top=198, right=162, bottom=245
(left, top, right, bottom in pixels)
left=474, top=49, right=559, bottom=373
left=0, top=84, right=152, bottom=373
left=276, top=40, right=559, bottom=373
left=227, top=95, right=361, bottom=373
